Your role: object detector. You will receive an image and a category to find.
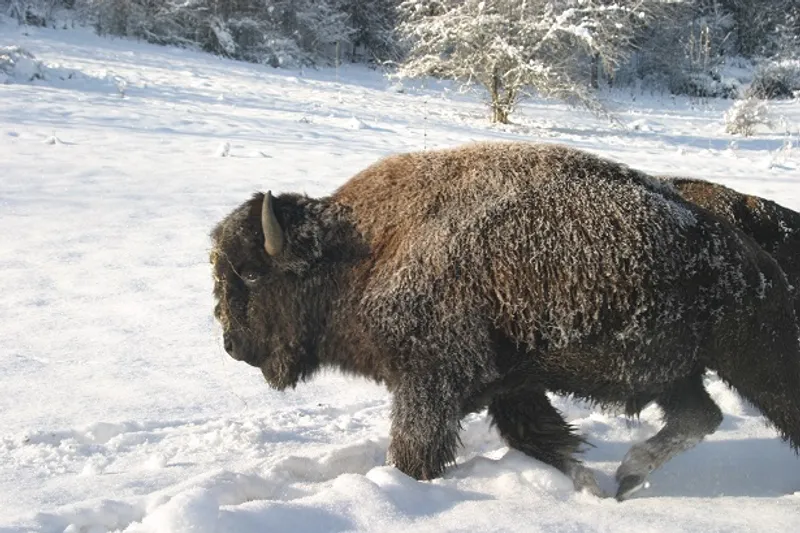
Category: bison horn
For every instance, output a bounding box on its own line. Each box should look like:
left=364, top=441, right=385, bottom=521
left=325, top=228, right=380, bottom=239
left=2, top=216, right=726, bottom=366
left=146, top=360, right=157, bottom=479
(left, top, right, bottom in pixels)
left=262, top=191, right=284, bottom=256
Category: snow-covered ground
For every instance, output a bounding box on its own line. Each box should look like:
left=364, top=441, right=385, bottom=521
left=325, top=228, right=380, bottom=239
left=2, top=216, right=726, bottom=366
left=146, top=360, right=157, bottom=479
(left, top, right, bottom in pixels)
left=2, top=21, right=800, bottom=533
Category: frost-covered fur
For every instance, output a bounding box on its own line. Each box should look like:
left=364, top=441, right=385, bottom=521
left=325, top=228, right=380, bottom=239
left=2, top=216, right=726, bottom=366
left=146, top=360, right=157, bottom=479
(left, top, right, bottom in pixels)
left=661, top=176, right=800, bottom=319
left=211, top=142, right=800, bottom=499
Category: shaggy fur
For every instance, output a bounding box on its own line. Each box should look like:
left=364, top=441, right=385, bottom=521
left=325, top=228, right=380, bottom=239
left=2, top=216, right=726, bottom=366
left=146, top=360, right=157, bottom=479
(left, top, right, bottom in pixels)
left=211, top=142, right=800, bottom=500
left=660, top=176, right=800, bottom=318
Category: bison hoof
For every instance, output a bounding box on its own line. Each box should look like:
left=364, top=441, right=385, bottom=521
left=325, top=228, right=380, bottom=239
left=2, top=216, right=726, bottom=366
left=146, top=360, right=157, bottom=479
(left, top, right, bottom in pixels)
left=616, top=474, right=649, bottom=501
left=570, top=464, right=608, bottom=498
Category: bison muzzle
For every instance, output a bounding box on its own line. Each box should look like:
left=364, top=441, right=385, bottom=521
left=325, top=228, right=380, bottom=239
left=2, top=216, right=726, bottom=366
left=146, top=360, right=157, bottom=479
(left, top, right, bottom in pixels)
left=210, top=142, right=800, bottom=500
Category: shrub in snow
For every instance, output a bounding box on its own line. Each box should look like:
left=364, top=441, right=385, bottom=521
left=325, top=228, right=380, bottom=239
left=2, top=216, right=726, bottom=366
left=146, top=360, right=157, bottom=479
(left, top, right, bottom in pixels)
left=669, top=71, right=741, bottom=99
left=747, top=61, right=800, bottom=100
left=724, top=97, right=772, bottom=137
left=768, top=138, right=795, bottom=168
left=0, top=46, right=44, bottom=83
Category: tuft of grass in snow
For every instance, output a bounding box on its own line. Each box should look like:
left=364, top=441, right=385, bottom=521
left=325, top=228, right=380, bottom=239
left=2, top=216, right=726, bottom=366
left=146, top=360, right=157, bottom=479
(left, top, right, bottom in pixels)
left=216, top=142, right=231, bottom=157
left=44, top=134, right=64, bottom=145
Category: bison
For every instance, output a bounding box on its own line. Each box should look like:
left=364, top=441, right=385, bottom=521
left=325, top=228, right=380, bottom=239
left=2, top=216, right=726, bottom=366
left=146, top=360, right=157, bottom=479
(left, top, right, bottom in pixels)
left=210, top=142, right=800, bottom=500
left=660, top=176, right=800, bottom=319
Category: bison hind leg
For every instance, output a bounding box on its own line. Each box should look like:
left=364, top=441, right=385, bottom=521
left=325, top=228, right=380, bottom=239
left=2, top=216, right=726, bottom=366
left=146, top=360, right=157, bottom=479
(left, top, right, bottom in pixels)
left=615, top=373, right=722, bottom=501
left=489, top=387, right=606, bottom=497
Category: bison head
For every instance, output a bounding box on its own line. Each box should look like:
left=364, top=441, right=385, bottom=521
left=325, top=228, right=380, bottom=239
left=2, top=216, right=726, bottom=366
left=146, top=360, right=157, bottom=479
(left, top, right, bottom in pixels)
left=210, top=191, right=327, bottom=390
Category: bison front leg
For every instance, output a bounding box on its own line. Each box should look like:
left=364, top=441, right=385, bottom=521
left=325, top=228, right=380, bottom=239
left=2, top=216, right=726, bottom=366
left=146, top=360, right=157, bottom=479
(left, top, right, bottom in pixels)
left=615, top=373, right=722, bottom=500
left=387, top=381, right=463, bottom=480
left=489, top=388, right=605, bottom=497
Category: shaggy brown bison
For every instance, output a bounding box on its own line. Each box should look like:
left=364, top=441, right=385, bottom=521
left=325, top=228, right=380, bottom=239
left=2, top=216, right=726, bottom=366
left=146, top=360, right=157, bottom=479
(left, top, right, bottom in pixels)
left=660, top=176, right=800, bottom=318
left=210, top=142, right=800, bottom=500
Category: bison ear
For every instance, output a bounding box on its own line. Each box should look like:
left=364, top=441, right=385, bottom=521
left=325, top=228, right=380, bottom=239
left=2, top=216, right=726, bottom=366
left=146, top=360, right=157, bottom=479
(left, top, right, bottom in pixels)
left=262, top=191, right=285, bottom=256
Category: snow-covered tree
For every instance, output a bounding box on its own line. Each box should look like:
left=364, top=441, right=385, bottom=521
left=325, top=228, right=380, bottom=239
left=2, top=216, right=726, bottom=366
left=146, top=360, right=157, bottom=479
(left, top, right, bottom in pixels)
left=626, top=0, right=800, bottom=96
left=397, top=0, right=649, bottom=123
left=724, top=96, right=772, bottom=137
left=76, top=0, right=361, bottom=66
left=713, top=0, right=799, bottom=57
left=292, top=0, right=355, bottom=55
left=4, top=0, right=63, bottom=25
left=339, top=0, right=400, bottom=61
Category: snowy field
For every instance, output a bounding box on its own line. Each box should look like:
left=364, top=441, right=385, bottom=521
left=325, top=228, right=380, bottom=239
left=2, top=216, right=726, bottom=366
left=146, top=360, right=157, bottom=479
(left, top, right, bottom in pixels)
left=2, top=20, right=800, bottom=533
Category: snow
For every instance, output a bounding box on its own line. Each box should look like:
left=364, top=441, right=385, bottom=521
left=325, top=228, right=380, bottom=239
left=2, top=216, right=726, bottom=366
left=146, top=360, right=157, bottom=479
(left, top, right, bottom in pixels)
left=1, top=21, right=800, bottom=533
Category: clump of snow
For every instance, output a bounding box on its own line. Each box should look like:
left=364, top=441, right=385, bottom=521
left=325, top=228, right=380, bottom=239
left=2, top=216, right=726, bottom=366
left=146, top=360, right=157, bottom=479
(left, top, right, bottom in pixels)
left=80, top=456, right=110, bottom=477
left=144, top=453, right=169, bottom=470
left=346, top=117, right=369, bottom=130
left=32, top=500, right=142, bottom=533
left=43, top=134, right=65, bottom=145
left=627, top=118, right=664, bottom=133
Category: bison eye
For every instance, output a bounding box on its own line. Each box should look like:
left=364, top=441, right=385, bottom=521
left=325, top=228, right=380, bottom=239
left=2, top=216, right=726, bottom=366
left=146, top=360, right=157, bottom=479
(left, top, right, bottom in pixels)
left=241, top=271, right=261, bottom=286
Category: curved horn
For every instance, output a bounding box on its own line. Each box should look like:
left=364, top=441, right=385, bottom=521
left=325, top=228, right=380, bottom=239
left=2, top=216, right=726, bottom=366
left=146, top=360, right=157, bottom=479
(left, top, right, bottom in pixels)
left=262, top=191, right=284, bottom=256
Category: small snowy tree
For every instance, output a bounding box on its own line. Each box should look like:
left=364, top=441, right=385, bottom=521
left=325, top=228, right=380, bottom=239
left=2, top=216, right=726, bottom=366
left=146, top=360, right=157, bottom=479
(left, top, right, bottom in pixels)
left=397, top=0, right=649, bottom=123
left=724, top=97, right=772, bottom=137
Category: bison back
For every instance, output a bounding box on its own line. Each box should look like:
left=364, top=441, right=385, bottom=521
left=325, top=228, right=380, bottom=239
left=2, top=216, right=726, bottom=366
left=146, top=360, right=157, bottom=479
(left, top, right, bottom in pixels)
left=335, top=143, right=795, bottom=399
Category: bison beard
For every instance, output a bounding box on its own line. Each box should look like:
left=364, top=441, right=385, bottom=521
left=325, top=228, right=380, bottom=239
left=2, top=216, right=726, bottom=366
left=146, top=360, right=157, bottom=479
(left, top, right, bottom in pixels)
left=210, top=142, right=800, bottom=500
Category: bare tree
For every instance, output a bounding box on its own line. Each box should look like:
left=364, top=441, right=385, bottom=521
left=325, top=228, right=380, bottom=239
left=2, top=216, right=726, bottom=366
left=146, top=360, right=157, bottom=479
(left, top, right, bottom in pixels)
left=397, top=0, right=649, bottom=123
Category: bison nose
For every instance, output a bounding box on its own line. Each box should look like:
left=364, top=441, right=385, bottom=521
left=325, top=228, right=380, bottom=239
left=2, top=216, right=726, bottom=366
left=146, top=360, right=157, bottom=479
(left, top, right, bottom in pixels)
left=222, top=332, right=261, bottom=367
left=223, top=332, right=237, bottom=358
